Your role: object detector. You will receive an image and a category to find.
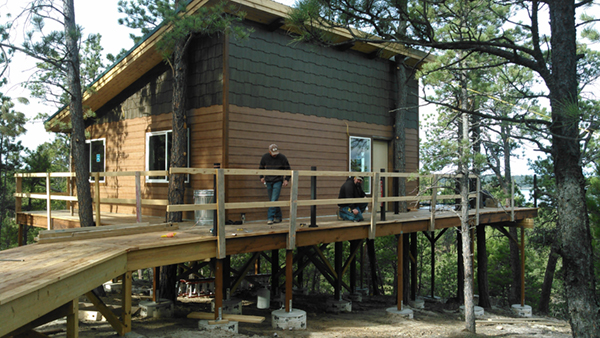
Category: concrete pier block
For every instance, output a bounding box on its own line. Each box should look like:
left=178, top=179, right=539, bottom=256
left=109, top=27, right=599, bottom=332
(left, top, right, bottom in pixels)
left=271, top=309, right=307, bottom=330
left=408, top=297, right=424, bottom=309
left=139, top=299, right=174, bottom=318
left=386, top=303, right=414, bottom=319
left=326, top=298, right=352, bottom=313
left=198, top=319, right=238, bottom=333
left=347, top=293, right=362, bottom=302
left=459, top=305, right=485, bottom=317
left=211, top=299, right=242, bottom=315
left=103, top=282, right=122, bottom=294
left=511, top=304, right=532, bottom=317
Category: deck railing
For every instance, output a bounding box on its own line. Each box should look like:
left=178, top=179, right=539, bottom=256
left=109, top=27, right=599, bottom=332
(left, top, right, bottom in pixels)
left=13, top=169, right=518, bottom=253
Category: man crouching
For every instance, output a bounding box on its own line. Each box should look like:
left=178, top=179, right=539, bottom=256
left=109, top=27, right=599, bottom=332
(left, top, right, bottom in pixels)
left=338, top=176, right=368, bottom=222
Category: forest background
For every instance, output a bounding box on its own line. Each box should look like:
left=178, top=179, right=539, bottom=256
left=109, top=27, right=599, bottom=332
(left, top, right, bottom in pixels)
left=0, top=0, right=599, bottom=334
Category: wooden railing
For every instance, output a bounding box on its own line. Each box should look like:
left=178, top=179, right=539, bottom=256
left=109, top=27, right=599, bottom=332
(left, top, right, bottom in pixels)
left=14, top=171, right=169, bottom=229
left=14, top=169, right=515, bottom=253
left=166, top=168, right=485, bottom=259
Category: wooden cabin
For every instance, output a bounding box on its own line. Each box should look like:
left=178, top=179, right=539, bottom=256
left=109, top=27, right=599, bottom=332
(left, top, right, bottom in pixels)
left=45, top=0, right=430, bottom=224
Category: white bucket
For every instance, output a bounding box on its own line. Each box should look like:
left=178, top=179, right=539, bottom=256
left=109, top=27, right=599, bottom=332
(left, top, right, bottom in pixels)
left=257, top=287, right=270, bottom=309
left=194, top=190, right=214, bottom=226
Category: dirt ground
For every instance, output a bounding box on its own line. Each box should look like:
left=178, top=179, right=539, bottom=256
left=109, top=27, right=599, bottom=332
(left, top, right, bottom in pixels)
left=36, top=288, right=572, bottom=338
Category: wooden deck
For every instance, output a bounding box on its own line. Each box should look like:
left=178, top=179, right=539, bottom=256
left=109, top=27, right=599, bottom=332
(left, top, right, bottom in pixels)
left=1, top=207, right=536, bottom=337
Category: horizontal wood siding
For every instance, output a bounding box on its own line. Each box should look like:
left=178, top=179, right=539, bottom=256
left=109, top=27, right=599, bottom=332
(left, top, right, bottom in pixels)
left=84, top=106, right=223, bottom=219
left=226, top=105, right=398, bottom=222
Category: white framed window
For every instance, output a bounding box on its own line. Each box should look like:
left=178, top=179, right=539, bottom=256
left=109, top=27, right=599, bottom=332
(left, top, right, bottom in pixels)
left=86, top=138, right=105, bottom=183
left=349, top=136, right=371, bottom=194
left=145, top=130, right=189, bottom=183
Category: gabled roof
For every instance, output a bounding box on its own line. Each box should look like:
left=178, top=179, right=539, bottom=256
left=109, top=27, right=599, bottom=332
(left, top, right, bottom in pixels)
left=46, top=0, right=432, bottom=132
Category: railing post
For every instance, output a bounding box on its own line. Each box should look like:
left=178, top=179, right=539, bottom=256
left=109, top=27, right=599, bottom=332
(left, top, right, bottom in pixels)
left=68, top=174, right=74, bottom=216
left=213, top=163, right=220, bottom=237
left=369, top=172, right=380, bottom=239
left=95, top=172, right=101, bottom=227
left=511, top=177, right=515, bottom=222
left=46, top=172, right=52, bottom=230
left=216, top=168, right=226, bottom=259
left=429, top=175, right=438, bottom=232
left=380, top=169, right=386, bottom=221
left=393, top=170, right=399, bottom=214
left=288, top=170, right=299, bottom=250
left=475, top=176, right=481, bottom=226
left=310, top=166, right=317, bottom=227
left=135, top=171, right=142, bottom=223
left=16, top=174, right=23, bottom=246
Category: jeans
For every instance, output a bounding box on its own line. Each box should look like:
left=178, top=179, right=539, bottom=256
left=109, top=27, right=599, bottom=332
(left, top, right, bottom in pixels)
left=266, top=181, right=283, bottom=221
left=339, top=203, right=367, bottom=222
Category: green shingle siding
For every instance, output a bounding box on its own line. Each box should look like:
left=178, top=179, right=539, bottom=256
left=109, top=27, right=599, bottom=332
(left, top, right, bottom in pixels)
left=229, top=23, right=395, bottom=126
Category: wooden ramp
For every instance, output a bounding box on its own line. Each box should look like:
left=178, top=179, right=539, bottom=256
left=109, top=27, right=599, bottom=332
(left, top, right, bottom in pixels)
left=0, top=207, right=537, bottom=337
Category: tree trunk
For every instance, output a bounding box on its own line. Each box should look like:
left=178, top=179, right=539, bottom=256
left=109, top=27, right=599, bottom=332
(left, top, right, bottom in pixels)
left=476, top=224, right=491, bottom=309
left=538, top=244, right=560, bottom=314
left=64, top=0, right=94, bottom=228
left=167, top=34, right=189, bottom=224
left=394, top=59, right=407, bottom=212
left=548, top=1, right=599, bottom=336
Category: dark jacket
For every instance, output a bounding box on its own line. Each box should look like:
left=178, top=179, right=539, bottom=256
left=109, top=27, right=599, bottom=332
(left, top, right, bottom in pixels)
left=338, top=177, right=366, bottom=208
left=259, top=153, right=291, bottom=183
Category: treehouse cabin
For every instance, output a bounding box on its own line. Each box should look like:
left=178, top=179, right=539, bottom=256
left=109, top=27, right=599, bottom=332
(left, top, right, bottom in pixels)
left=40, top=0, right=428, bottom=225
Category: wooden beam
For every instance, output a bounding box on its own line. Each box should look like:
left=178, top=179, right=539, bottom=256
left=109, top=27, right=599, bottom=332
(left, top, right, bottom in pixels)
left=3, top=301, right=72, bottom=337
left=86, top=291, right=127, bottom=336
left=36, top=223, right=177, bottom=244
left=187, top=312, right=265, bottom=323
left=285, top=250, right=293, bottom=311
left=266, top=17, right=285, bottom=31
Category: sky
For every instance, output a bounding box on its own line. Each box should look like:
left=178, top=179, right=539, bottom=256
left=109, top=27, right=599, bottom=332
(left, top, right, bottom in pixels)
left=0, top=0, right=541, bottom=175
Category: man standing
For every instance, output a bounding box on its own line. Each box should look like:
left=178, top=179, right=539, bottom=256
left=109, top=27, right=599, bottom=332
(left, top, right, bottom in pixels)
left=338, top=176, right=368, bottom=222
left=259, top=144, right=291, bottom=225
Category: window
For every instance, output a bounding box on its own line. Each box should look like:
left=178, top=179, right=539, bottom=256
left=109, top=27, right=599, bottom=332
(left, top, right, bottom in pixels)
left=349, top=136, right=371, bottom=194
left=86, top=138, right=105, bottom=183
left=146, top=130, right=189, bottom=183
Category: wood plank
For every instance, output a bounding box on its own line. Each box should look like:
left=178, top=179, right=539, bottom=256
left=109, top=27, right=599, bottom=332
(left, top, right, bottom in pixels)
left=187, top=312, right=265, bottom=323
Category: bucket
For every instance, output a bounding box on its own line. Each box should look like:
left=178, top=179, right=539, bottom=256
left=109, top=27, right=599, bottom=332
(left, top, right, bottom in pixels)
left=257, top=287, right=270, bottom=309
left=194, top=190, right=214, bottom=226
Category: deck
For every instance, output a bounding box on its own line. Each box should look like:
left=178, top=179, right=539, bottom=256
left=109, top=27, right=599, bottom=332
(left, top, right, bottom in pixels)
left=1, top=206, right=536, bottom=337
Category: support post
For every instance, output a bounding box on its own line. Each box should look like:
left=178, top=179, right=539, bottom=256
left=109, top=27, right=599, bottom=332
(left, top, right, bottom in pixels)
left=397, top=232, right=403, bottom=310
left=135, top=171, right=142, bottom=223
left=66, top=298, right=79, bottom=338
left=410, top=232, right=417, bottom=300
left=121, top=271, right=132, bottom=335
left=153, top=267, right=159, bottom=302
left=521, top=226, right=525, bottom=306
left=335, top=241, right=342, bottom=300
left=95, top=172, right=101, bottom=227
left=475, top=176, right=481, bottom=225
left=215, top=259, right=224, bottom=320
left=310, top=166, right=317, bottom=227
left=271, top=249, right=279, bottom=297
left=285, top=250, right=293, bottom=312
